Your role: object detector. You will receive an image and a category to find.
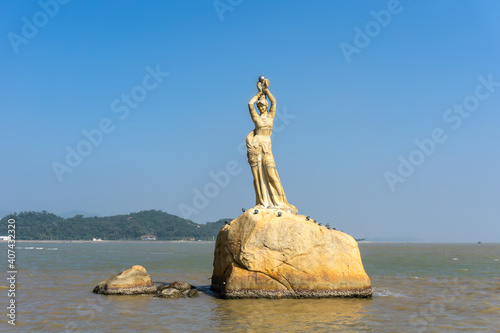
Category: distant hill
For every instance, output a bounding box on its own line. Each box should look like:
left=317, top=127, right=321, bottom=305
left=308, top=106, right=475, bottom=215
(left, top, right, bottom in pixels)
left=0, top=210, right=229, bottom=241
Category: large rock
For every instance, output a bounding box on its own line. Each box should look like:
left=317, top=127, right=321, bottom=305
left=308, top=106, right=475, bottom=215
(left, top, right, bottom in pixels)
left=93, top=265, right=157, bottom=295
left=211, top=209, right=372, bottom=298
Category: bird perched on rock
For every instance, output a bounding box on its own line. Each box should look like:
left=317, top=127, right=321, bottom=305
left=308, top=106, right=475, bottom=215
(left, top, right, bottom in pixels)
left=253, top=209, right=259, bottom=214
left=242, top=208, right=246, bottom=213
left=225, top=221, right=230, bottom=225
left=306, top=216, right=310, bottom=221
left=277, top=212, right=282, bottom=217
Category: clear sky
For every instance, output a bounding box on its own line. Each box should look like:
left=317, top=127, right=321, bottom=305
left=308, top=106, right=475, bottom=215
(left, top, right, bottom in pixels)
left=1, top=0, right=499, bottom=242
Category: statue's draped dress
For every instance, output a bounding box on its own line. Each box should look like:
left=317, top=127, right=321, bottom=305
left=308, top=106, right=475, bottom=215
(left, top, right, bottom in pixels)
left=246, top=111, right=297, bottom=214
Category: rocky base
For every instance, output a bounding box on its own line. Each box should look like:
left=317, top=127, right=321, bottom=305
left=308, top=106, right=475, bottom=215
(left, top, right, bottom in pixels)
left=211, top=209, right=372, bottom=299
left=215, top=287, right=372, bottom=299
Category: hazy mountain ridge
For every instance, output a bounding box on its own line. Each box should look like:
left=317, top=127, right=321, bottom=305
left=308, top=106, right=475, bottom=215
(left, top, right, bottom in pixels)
left=57, top=210, right=101, bottom=218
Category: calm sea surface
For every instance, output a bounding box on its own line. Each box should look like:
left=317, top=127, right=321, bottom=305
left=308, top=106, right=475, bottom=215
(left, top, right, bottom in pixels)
left=1, top=242, right=499, bottom=332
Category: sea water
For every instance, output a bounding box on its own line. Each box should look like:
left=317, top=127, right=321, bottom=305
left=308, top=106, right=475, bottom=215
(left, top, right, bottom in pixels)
left=2, top=242, right=499, bottom=332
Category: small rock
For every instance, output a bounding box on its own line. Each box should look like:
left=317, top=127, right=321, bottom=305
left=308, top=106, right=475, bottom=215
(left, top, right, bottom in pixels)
left=159, top=288, right=184, bottom=298
left=156, top=284, right=171, bottom=292
left=93, top=265, right=157, bottom=295
left=185, top=289, right=199, bottom=298
left=167, top=281, right=193, bottom=291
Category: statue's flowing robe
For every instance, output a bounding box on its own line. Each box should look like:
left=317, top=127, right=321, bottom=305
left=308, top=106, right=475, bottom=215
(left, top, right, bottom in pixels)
left=246, top=114, right=297, bottom=214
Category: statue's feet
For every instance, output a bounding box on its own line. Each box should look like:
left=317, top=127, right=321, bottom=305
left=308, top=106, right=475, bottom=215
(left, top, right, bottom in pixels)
left=250, top=204, right=298, bottom=215
left=270, top=205, right=299, bottom=215
left=282, top=204, right=298, bottom=215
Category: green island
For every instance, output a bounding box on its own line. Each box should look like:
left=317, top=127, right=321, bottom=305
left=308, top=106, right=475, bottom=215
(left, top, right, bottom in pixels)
left=0, top=210, right=228, bottom=241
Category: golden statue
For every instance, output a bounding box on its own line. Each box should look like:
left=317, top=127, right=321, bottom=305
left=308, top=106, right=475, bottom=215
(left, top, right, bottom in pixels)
left=246, top=76, right=298, bottom=214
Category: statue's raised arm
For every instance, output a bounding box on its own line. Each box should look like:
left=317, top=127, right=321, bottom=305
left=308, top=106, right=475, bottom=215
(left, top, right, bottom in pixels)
left=263, top=87, right=276, bottom=119
left=248, top=90, right=263, bottom=122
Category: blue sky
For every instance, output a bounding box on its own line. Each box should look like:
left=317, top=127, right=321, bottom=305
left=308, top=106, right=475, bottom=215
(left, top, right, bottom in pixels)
left=1, top=0, right=499, bottom=242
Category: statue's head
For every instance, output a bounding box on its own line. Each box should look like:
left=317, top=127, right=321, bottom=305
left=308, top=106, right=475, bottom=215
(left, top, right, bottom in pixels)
left=257, top=95, right=268, bottom=114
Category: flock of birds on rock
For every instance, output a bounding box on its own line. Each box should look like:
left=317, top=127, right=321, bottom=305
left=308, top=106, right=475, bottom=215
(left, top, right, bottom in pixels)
left=222, top=209, right=337, bottom=231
